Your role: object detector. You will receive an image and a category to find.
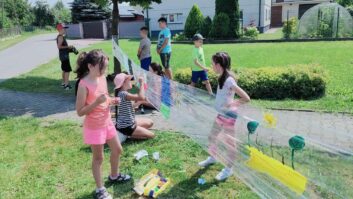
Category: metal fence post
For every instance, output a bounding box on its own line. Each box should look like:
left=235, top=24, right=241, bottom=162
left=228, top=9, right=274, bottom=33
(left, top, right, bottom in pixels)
left=336, top=7, right=340, bottom=38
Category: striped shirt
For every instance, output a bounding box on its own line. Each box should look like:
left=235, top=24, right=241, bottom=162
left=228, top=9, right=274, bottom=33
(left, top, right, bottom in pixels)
left=117, top=91, right=135, bottom=128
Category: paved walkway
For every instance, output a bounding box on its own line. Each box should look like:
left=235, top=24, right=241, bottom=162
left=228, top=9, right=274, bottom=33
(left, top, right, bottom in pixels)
left=0, top=33, right=103, bottom=82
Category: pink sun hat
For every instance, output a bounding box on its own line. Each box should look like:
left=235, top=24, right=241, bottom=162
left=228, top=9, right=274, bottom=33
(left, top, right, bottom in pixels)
left=114, top=73, right=133, bottom=89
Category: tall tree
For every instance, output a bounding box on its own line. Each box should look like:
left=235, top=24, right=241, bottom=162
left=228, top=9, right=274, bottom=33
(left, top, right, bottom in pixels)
left=94, top=0, right=162, bottom=74
left=215, top=0, right=240, bottom=39
left=4, top=0, right=34, bottom=26
left=32, top=0, right=55, bottom=27
left=184, top=4, right=204, bottom=38
left=52, top=0, right=71, bottom=24
left=71, top=0, right=111, bottom=23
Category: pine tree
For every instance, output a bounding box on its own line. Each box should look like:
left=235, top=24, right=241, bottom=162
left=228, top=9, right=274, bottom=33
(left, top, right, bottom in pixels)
left=184, top=4, right=204, bottom=38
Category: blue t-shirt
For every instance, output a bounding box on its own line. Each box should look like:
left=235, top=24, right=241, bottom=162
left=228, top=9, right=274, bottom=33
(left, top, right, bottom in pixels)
left=157, top=28, right=172, bottom=53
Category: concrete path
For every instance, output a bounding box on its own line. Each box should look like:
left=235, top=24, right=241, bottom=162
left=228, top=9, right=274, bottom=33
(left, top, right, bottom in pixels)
left=0, top=33, right=103, bottom=82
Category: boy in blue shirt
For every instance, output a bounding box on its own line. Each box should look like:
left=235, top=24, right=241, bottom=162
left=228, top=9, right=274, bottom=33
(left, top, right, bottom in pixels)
left=157, top=17, right=172, bottom=79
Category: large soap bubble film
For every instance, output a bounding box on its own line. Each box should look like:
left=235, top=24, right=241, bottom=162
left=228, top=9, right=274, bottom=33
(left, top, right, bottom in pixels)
left=298, top=3, right=353, bottom=38
left=112, top=40, right=353, bottom=198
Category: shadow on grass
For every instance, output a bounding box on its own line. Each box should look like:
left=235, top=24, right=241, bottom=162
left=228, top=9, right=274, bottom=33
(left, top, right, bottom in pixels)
left=0, top=76, right=76, bottom=95
left=0, top=76, right=76, bottom=117
left=159, top=167, right=220, bottom=199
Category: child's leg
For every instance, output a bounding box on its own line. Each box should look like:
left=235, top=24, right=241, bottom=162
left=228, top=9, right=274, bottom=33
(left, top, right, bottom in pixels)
left=131, top=126, right=155, bottom=139
left=203, top=80, right=213, bottom=95
left=62, top=71, right=65, bottom=83
left=106, top=136, right=123, bottom=177
left=136, top=118, right=154, bottom=129
left=91, top=144, right=104, bottom=189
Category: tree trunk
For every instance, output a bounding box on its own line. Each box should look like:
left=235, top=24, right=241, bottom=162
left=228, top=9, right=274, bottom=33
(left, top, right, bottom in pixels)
left=112, top=0, right=121, bottom=74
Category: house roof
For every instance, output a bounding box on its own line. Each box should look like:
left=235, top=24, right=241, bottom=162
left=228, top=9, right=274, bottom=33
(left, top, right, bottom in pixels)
left=112, top=3, right=144, bottom=18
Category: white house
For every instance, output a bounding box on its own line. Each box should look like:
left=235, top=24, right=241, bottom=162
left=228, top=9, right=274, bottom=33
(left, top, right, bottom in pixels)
left=271, top=0, right=331, bottom=27
left=141, top=0, right=272, bottom=37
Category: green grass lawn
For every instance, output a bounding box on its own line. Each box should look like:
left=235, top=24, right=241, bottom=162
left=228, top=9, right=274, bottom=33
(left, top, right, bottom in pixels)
left=0, top=116, right=258, bottom=199
left=0, top=39, right=352, bottom=113
left=0, top=29, right=56, bottom=52
left=258, top=28, right=283, bottom=40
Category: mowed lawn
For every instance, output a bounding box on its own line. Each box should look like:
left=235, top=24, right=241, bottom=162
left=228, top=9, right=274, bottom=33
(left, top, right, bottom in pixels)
left=0, top=40, right=352, bottom=113
left=0, top=116, right=257, bottom=199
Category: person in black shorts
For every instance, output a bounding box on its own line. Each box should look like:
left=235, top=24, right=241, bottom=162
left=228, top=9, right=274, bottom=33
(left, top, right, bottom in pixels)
left=114, top=73, right=155, bottom=139
left=56, top=23, right=73, bottom=90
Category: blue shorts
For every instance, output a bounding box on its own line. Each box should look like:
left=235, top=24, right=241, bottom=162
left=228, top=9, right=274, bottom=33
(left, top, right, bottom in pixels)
left=191, top=70, right=209, bottom=83
left=140, top=57, right=151, bottom=71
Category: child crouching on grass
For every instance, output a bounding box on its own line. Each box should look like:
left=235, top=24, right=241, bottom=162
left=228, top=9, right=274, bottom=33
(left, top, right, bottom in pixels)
left=198, top=52, right=250, bottom=181
left=75, top=50, right=131, bottom=199
left=114, top=73, right=155, bottom=139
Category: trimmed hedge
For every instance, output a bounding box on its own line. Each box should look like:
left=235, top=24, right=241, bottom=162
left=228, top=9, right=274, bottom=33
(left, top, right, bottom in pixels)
left=174, top=66, right=327, bottom=100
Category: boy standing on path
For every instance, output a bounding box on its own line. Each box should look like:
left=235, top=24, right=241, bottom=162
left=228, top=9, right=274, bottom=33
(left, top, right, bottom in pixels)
left=138, top=26, right=151, bottom=71
left=157, top=17, right=172, bottom=79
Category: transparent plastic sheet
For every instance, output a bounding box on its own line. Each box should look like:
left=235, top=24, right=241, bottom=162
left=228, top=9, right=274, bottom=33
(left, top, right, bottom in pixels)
left=298, top=3, right=353, bottom=39
left=112, top=41, right=353, bottom=198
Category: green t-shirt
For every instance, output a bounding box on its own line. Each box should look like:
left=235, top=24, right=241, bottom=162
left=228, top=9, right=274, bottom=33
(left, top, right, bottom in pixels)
left=192, top=47, right=206, bottom=71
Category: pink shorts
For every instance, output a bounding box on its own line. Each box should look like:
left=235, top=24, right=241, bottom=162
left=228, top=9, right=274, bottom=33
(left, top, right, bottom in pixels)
left=83, top=123, right=117, bottom=145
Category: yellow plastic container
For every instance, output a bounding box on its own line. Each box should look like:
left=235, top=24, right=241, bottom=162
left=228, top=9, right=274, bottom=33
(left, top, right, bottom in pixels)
left=133, top=169, right=171, bottom=198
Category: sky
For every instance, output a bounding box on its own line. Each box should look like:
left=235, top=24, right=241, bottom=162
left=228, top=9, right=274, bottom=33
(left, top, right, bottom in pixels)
left=27, top=0, right=73, bottom=7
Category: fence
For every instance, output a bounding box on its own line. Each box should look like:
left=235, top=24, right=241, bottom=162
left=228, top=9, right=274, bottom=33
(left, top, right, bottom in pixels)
left=0, top=26, right=21, bottom=39
left=0, top=26, right=54, bottom=40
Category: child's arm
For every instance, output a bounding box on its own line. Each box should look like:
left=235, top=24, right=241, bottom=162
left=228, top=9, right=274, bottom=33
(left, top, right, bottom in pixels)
left=137, top=41, right=143, bottom=59
left=76, top=86, right=106, bottom=117
left=57, top=36, right=72, bottom=50
left=126, top=77, right=146, bottom=101
left=193, top=59, right=209, bottom=71
left=231, top=84, right=251, bottom=106
left=157, top=38, right=169, bottom=54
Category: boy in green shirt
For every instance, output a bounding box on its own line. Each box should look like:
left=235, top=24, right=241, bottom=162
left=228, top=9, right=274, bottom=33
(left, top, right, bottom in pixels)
left=191, top=33, right=213, bottom=95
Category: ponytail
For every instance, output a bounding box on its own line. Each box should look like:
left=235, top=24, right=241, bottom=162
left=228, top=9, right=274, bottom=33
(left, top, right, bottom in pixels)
left=75, top=49, right=107, bottom=79
left=212, top=52, right=236, bottom=89
left=150, top=62, right=165, bottom=77
left=75, top=52, right=88, bottom=79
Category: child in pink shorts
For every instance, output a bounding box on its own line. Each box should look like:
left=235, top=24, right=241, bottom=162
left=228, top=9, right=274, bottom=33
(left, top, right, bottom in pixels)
left=75, top=49, right=131, bottom=199
left=198, top=52, right=250, bottom=181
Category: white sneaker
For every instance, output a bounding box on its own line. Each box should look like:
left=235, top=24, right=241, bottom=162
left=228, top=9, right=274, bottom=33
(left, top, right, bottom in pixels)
left=215, top=167, right=233, bottom=181
left=198, top=156, right=216, bottom=167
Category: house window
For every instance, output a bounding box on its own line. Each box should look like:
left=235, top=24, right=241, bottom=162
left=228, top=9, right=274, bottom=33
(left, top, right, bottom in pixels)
left=161, top=13, right=182, bottom=24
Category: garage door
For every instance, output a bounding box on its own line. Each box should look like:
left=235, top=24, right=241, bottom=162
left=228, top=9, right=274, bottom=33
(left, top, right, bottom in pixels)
left=82, top=21, right=104, bottom=39
left=299, top=4, right=318, bottom=19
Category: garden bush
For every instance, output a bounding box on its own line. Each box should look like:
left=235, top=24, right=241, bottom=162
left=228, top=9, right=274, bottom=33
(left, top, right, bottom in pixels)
left=174, top=65, right=327, bottom=100
left=209, top=13, right=230, bottom=39
left=243, top=26, right=259, bottom=40
left=173, top=32, right=187, bottom=41
left=200, top=16, right=212, bottom=38
left=283, top=17, right=298, bottom=39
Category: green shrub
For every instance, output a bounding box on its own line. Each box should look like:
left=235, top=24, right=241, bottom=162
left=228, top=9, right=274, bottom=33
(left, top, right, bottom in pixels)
left=243, top=26, right=259, bottom=40
left=200, top=16, right=212, bottom=38
left=215, top=0, right=240, bottom=38
left=283, top=17, right=298, bottom=39
left=184, top=4, right=204, bottom=38
left=173, top=32, right=187, bottom=41
left=174, top=65, right=327, bottom=100
left=210, top=13, right=230, bottom=39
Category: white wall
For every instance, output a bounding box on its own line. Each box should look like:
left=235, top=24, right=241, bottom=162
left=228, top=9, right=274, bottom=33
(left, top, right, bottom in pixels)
left=148, top=0, right=215, bottom=32
left=282, top=3, right=300, bottom=21
left=147, top=0, right=271, bottom=33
